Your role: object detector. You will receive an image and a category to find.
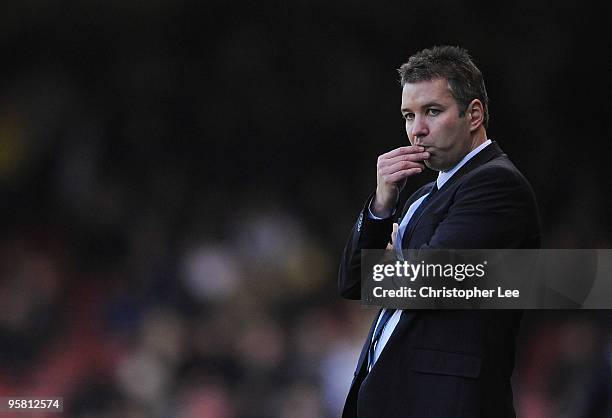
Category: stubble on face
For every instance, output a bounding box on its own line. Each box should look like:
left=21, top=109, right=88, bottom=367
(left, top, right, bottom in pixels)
left=401, top=79, right=472, bottom=172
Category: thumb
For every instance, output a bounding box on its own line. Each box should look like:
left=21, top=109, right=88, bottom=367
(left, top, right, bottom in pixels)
left=391, top=222, right=399, bottom=245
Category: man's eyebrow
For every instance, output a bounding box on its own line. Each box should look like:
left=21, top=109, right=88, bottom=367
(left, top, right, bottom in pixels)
left=401, top=101, right=445, bottom=114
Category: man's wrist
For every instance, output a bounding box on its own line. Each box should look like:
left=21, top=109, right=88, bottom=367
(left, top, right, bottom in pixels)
left=369, top=197, right=396, bottom=219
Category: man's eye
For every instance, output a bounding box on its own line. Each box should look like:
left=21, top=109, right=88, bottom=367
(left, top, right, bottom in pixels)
left=404, top=113, right=415, bottom=121
left=427, top=109, right=441, bottom=116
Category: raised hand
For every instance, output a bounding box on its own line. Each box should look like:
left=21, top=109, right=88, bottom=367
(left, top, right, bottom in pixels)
left=373, top=146, right=429, bottom=217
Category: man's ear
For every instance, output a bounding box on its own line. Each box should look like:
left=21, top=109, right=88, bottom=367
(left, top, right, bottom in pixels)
left=467, top=99, right=484, bottom=131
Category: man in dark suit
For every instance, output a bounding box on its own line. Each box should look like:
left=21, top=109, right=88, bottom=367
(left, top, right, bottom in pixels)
left=338, top=46, right=541, bottom=417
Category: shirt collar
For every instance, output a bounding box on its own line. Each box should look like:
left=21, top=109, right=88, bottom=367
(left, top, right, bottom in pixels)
left=436, top=139, right=492, bottom=189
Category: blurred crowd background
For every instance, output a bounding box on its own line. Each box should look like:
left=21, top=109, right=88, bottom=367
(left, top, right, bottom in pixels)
left=0, top=0, right=610, bottom=417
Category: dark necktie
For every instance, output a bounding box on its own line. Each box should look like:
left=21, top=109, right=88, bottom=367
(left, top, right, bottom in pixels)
left=368, top=308, right=397, bottom=370
left=402, top=182, right=439, bottom=248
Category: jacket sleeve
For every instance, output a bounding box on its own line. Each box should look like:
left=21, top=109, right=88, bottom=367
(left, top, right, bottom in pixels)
left=337, top=193, right=394, bottom=299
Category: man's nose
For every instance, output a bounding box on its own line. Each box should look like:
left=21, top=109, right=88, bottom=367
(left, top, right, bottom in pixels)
left=411, top=116, right=429, bottom=143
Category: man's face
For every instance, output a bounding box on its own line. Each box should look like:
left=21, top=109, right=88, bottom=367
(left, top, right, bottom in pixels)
left=401, top=78, right=474, bottom=172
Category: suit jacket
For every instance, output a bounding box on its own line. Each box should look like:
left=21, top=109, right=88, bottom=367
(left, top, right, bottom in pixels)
left=338, top=142, right=541, bottom=418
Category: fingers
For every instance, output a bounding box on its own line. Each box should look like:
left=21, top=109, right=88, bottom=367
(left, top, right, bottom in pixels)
left=380, top=145, right=425, bottom=159
left=375, top=145, right=427, bottom=211
left=379, top=157, right=425, bottom=183
left=377, top=147, right=429, bottom=174
left=387, top=222, right=399, bottom=250
left=380, top=151, right=430, bottom=168
left=381, top=168, right=422, bottom=184
left=381, top=159, right=425, bottom=175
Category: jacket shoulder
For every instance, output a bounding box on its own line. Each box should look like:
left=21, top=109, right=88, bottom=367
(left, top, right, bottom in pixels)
left=462, top=154, right=534, bottom=191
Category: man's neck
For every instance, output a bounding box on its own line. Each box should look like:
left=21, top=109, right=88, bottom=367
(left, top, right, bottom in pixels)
left=469, top=128, right=487, bottom=152
left=438, top=138, right=491, bottom=180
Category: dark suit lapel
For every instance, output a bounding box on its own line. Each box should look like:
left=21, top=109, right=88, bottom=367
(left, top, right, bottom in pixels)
left=435, top=141, right=504, bottom=191
left=368, top=310, right=415, bottom=370
left=397, top=184, right=431, bottom=224
left=401, top=182, right=437, bottom=247
left=353, top=309, right=381, bottom=379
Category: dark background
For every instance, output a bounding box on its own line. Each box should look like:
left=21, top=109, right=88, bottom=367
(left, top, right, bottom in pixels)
left=0, top=1, right=610, bottom=417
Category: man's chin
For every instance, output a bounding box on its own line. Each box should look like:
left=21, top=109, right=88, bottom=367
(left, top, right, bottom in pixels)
left=424, top=159, right=441, bottom=172
left=425, top=157, right=455, bottom=172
